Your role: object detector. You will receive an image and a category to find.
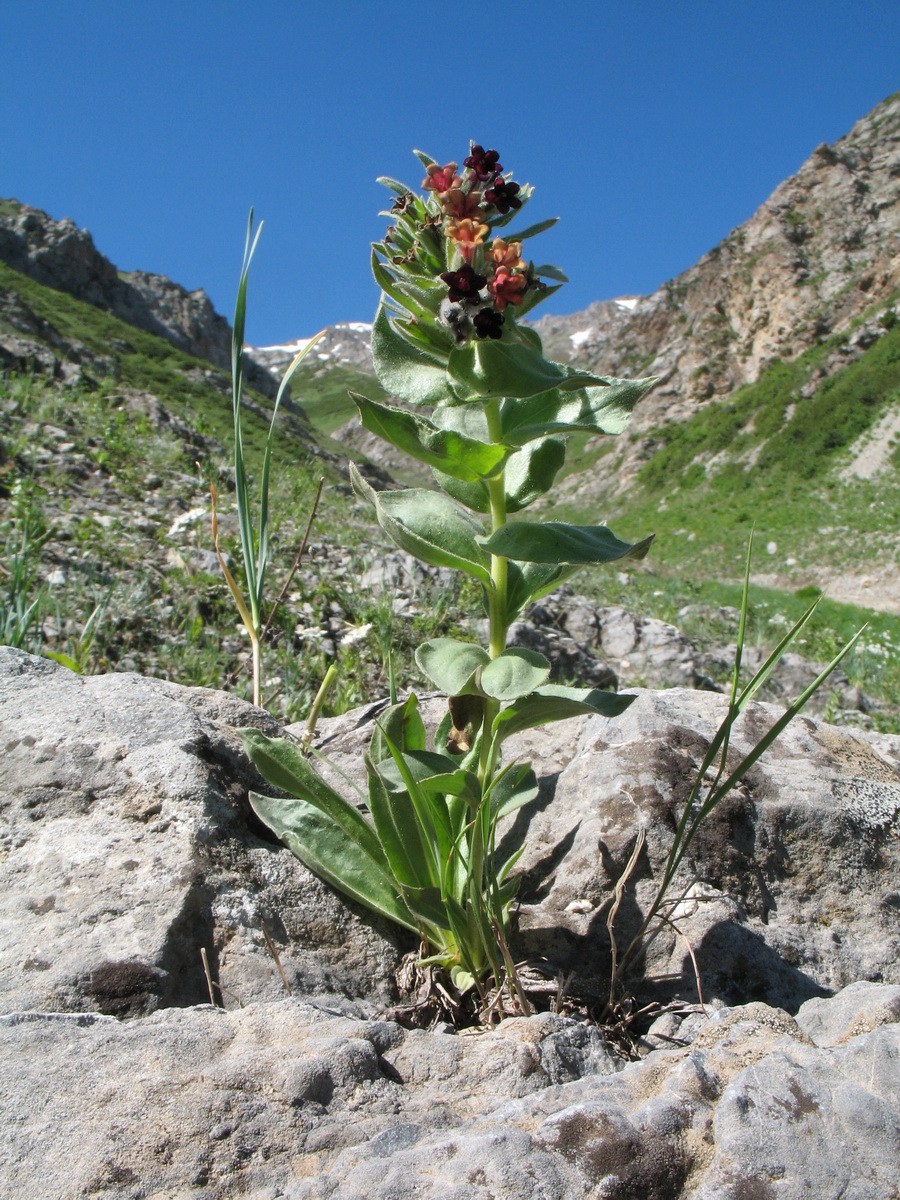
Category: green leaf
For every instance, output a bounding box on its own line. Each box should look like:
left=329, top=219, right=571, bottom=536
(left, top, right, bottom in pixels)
left=375, top=750, right=480, bottom=805
left=240, top=729, right=386, bottom=866
left=531, top=263, right=569, bottom=282
left=371, top=300, right=450, bottom=405
left=376, top=175, right=413, bottom=197
left=482, top=522, right=654, bottom=566
left=248, top=790, right=416, bottom=932
left=504, top=437, right=566, bottom=512
left=505, top=561, right=583, bottom=622
left=502, top=216, right=559, bottom=241
left=351, top=393, right=512, bottom=482
left=415, top=638, right=489, bottom=695
left=412, top=148, right=437, bottom=169
left=493, top=685, right=635, bottom=741
left=448, top=340, right=607, bottom=401
left=370, top=693, right=426, bottom=764
left=480, top=648, right=551, bottom=701
left=488, top=761, right=540, bottom=821
left=431, top=470, right=490, bottom=514
left=499, top=375, right=659, bottom=445
left=365, top=755, right=434, bottom=890
left=401, top=884, right=456, bottom=932
left=351, top=464, right=493, bottom=587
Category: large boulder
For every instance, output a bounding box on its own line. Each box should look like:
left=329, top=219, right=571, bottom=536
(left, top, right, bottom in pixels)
left=2, top=986, right=899, bottom=1198
left=3, top=650, right=900, bottom=1196
left=0, top=648, right=407, bottom=1019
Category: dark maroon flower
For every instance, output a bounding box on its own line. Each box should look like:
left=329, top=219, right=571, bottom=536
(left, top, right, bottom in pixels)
left=473, top=308, right=505, bottom=340
left=483, top=180, right=521, bottom=214
left=464, top=145, right=502, bottom=181
left=440, top=264, right=487, bottom=303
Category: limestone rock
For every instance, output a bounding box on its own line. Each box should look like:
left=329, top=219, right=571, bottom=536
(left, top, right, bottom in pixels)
left=2, top=990, right=899, bottom=1198
left=0, top=649, right=407, bottom=1019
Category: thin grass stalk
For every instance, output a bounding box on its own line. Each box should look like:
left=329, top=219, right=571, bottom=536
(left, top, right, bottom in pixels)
left=613, top=608, right=866, bottom=988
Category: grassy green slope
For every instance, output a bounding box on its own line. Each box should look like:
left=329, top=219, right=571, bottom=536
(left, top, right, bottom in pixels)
left=0, top=260, right=320, bottom=467
left=287, top=360, right=391, bottom=434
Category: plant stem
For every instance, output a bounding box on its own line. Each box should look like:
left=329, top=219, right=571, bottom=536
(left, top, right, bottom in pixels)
left=479, top=399, right=509, bottom=786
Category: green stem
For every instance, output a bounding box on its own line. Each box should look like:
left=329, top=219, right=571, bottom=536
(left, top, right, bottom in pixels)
left=478, top=399, right=509, bottom=787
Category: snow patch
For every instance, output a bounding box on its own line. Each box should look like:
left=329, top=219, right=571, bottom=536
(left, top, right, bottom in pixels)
left=615, top=297, right=639, bottom=311
left=570, top=329, right=594, bottom=348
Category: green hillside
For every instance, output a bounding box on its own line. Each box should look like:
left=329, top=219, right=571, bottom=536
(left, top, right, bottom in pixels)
left=1, top=260, right=898, bottom=730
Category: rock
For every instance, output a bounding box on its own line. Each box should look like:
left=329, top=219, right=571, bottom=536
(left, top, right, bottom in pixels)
left=796, top=979, right=900, bottom=1046
left=0, top=649, right=407, bottom=1019
left=310, top=686, right=900, bottom=1013
left=2, top=988, right=899, bottom=1198
left=3, top=654, right=900, bottom=1194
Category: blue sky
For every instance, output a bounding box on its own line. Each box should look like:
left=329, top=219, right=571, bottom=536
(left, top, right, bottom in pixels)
left=2, top=1, right=898, bottom=346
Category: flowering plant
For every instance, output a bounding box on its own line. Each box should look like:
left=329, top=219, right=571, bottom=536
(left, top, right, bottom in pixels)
left=241, top=144, right=659, bottom=1015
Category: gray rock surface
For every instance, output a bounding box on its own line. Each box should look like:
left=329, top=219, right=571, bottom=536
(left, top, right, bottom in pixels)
left=0, top=648, right=406, bottom=1019
left=2, top=989, right=898, bottom=1198
left=4, top=652, right=900, bottom=1196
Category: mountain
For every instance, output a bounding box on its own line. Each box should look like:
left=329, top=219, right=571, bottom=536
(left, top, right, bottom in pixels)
left=0, top=198, right=279, bottom=398
left=1, top=95, right=898, bottom=728
left=530, top=91, right=900, bottom=487
left=254, top=93, right=900, bottom=613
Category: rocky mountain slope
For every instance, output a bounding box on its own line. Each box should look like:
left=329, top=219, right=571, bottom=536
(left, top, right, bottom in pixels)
left=0, top=198, right=279, bottom=397
left=532, top=92, right=900, bottom=436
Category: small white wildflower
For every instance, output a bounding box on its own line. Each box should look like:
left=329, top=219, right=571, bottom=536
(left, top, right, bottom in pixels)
left=341, top=621, right=373, bottom=648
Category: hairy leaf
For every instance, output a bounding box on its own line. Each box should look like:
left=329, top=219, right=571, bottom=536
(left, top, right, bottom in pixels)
left=351, top=464, right=493, bottom=586
left=493, top=685, right=635, bottom=740
left=371, top=300, right=449, bottom=405
left=351, top=393, right=511, bottom=482
left=483, top=522, right=654, bottom=566
left=480, top=648, right=551, bottom=701
left=416, top=638, right=489, bottom=695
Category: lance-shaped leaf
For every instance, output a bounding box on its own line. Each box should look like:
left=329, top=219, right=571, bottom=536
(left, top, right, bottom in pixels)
left=499, top=375, right=660, bottom=445
left=375, top=750, right=480, bottom=805
left=532, top=263, right=569, bottom=282
left=493, top=685, right=635, bottom=741
left=351, top=393, right=512, bottom=482
left=371, top=300, right=450, bottom=405
left=376, top=175, right=415, bottom=197
left=351, top=464, right=493, bottom=587
left=248, top=791, right=418, bottom=932
left=370, top=693, right=426, bottom=764
left=502, top=216, right=559, bottom=241
left=401, top=885, right=458, bottom=934
left=365, top=754, right=434, bottom=891
left=480, top=648, right=551, bottom=701
left=483, top=521, right=654, bottom=566
left=240, top=729, right=386, bottom=866
left=416, top=638, right=490, bottom=695
left=431, top=470, right=489, bottom=514
left=448, top=340, right=609, bottom=401
left=504, top=437, right=566, bottom=511
left=487, top=761, right=540, bottom=821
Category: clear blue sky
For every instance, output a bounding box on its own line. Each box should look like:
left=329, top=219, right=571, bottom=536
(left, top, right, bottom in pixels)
left=2, top=1, right=897, bottom=346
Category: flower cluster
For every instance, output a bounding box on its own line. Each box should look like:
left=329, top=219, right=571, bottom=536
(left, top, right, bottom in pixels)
left=420, top=144, right=529, bottom=340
